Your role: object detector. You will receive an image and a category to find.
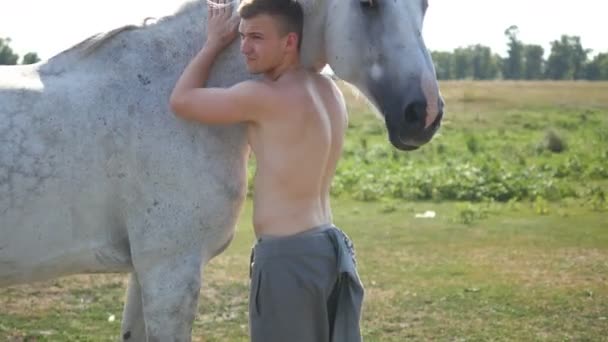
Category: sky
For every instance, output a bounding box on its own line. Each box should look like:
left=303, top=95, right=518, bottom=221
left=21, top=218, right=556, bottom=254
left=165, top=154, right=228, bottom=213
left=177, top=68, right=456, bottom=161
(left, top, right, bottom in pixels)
left=0, top=0, right=606, bottom=61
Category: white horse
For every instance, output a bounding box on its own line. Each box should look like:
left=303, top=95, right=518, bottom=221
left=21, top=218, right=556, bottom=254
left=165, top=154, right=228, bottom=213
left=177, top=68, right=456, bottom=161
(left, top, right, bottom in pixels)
left=0, top=0, right=443, bottom=340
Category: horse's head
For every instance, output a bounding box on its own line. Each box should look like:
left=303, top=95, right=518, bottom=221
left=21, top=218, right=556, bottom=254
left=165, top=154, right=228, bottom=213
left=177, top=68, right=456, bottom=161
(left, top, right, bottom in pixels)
left=320, top=0, right=443, bottom=150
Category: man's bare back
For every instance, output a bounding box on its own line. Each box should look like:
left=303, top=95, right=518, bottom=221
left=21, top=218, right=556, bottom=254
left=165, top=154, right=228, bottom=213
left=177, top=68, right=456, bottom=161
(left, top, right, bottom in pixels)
left=169, top=1, right=347, bottom=236
left=248, top=70, right=347, bottom=236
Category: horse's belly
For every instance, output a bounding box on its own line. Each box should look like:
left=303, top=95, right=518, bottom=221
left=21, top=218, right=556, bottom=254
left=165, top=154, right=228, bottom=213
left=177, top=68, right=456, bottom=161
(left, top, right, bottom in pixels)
left=0, top=191, right=132, bottom=287
left=0, top=157, right=132, bottom=286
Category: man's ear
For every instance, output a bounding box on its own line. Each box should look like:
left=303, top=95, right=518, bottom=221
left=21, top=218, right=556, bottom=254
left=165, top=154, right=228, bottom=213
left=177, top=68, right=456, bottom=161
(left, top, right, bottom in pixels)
left=285, top=32, right=299, bottom=52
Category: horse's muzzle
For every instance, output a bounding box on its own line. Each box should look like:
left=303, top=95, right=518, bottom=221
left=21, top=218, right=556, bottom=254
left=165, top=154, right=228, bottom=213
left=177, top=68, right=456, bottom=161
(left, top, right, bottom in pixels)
left=381, top=95, right=443, bottom=151
left=367, top=75, right=444, bottom=151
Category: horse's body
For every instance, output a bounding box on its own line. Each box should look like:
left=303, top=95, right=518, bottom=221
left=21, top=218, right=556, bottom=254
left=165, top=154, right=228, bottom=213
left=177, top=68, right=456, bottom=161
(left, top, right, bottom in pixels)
left=0, top=0, right=442, bottom=340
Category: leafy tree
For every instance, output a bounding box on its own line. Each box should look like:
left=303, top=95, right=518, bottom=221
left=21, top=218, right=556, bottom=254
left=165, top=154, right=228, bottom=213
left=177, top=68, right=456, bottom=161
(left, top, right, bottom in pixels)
left=470, top=45, right=500, bottom=80
left=431, top=51, right=453, bottom=80
left=21, top=52, right=41, bottom=65
left=523, top=44, right=544, bottom=79
left=452, top=47, right=473, bottom=79
left=502, top=25, right=524, bottom=79
left=432, top=46, right=500, bottom=80
left=584, top=53, right=608, bottom=80
left=0, top=37, right=19, bottom=65
left=545, top=35, right=589, bottom=80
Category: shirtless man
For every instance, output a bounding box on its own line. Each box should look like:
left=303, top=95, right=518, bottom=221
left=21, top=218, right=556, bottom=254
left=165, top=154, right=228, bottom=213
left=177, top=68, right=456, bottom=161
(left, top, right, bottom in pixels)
left=170, top=0, right=363, bottom=341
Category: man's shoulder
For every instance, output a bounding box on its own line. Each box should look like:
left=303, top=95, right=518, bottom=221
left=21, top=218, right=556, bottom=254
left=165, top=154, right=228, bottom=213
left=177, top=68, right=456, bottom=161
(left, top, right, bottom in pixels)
left=287, top=70, right=340, bottom=95
left=313, top=72, right=345, bottom=103
left=229, top=79, right=277, bottom=105
left=226, top=80, right=280, bottom=121
left=304, top=70, right=334, bottom=84
left=232, top=79, right=273, bottom=95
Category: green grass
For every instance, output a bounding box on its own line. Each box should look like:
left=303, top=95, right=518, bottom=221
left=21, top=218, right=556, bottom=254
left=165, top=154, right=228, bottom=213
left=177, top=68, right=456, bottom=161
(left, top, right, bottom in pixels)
left=333, top=81, right=608, bottom=204
left=2, top=200, right=606, bottom=341
left=1, top=81, right=608, bottom=341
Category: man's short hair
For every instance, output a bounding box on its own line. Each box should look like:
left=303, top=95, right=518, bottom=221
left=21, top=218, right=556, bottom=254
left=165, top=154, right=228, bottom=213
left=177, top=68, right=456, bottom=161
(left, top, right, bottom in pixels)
left=238, top=0, right=304, bottom=50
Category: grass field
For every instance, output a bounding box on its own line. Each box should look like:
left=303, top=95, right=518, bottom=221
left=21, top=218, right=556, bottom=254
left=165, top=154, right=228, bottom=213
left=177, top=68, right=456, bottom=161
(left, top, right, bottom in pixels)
left=1, top=81, right=607, bottom=341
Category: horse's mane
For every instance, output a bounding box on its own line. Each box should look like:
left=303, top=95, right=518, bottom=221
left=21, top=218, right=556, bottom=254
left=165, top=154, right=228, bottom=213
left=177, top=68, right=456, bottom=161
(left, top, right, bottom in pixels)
left=51, top=1, right=201, bottom=60
left=63, top=0, right=257, bottom=58
left=46, top=24, right=136, bottom=62
left=46, top=0, right=324, bottom=63
left=52, top=0, right=312, bottom=62
left=66, top=0, right=324, bottom=65
left=77, top=25, right=140, bottom=56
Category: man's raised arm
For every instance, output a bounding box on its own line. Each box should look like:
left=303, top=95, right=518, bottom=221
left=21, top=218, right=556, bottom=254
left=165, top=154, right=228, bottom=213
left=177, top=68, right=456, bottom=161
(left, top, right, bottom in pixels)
left=170, top=0, right=261, bottom=124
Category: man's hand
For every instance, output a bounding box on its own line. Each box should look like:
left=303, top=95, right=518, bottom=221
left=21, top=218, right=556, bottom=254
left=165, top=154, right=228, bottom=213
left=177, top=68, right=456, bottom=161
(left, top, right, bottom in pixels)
left=205, top=0, right=240, bottom=52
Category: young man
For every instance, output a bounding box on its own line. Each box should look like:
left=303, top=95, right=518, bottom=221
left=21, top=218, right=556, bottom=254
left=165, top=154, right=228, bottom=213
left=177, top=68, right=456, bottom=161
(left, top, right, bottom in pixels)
left=170, top=0, right=363, bottom=341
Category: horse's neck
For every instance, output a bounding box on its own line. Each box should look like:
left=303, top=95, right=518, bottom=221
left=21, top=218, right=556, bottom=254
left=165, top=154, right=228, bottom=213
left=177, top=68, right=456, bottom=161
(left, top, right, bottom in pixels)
left=300, top=0, right=328, bottom=68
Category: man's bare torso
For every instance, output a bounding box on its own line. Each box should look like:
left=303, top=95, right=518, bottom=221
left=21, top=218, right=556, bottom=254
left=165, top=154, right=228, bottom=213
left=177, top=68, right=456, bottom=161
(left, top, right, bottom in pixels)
left=247, top=69, right=347, bottom=237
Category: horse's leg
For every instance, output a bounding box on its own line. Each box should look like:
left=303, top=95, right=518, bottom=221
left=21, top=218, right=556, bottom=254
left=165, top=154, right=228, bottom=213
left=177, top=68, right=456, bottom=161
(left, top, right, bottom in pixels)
left=132, top=247, right=203, bottom=341
left=121, top=273, right=146, bottom=341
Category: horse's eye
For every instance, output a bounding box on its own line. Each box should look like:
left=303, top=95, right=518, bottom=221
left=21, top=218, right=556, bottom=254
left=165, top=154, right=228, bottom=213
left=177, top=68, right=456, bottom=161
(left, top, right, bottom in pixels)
left=360, top=0, right=376, bottom=9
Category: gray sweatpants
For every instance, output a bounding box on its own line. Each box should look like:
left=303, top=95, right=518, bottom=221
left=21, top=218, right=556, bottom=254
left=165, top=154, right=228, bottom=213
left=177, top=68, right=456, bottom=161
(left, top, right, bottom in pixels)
left=249, top=224, right=364, bottom=342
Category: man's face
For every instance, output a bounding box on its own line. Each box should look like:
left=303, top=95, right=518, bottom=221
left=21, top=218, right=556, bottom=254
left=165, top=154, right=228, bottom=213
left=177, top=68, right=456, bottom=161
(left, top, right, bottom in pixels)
left=239, top=14, right=288, bottom=74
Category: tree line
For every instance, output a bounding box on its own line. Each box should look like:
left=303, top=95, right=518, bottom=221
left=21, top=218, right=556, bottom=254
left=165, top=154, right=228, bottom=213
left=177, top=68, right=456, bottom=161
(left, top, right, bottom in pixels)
left=432, top=25, right=608, bottom=81
left=0, top=37, right=40, bottom=65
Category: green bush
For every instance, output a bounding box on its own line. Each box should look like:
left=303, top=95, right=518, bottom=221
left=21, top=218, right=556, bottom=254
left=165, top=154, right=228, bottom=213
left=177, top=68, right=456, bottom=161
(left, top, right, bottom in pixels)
left=543, top=129, right=567, bottom=153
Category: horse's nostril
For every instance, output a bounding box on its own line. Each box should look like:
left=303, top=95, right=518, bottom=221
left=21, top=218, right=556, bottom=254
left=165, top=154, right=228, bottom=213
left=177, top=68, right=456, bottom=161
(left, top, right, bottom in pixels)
left=403, top=101, right=426, bottom=124
left=431, top=110, right=444, bottom=128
